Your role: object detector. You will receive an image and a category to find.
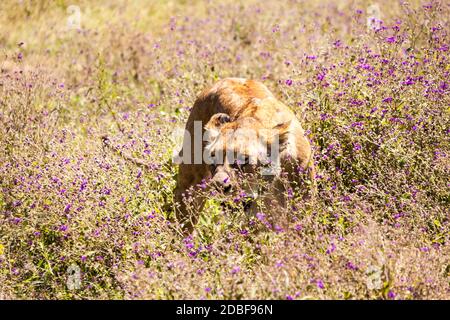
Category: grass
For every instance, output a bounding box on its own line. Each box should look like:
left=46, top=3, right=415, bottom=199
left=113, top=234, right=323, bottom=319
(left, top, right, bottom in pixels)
left=0, top=0, right=449, bottom=299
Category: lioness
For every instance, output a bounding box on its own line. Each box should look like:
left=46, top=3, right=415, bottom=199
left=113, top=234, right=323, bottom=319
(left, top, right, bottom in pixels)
left=174, top=78, right=315, bottom=233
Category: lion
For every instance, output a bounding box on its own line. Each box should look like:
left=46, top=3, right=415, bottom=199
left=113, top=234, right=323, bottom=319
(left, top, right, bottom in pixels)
left=174, top=78, right=315, bottom=233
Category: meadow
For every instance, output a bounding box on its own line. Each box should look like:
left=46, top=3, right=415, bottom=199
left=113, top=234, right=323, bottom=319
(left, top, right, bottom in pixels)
left=0, top=0, right=449, bottom=299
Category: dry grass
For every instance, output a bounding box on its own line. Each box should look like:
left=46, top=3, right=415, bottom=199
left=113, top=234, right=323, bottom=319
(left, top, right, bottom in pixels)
left=0, top=0, right=449, bottom=299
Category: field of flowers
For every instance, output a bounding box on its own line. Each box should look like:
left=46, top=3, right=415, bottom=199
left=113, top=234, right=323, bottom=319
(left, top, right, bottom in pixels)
left=0, top=0, right=449, bottom=299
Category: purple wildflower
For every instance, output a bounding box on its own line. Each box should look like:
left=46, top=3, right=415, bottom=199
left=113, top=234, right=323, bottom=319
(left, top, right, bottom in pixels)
left=316, top=280, right=325, bottom=289
left=231, top=266, right=241, bottom=275
left=386, top=36, right=396, bottom=43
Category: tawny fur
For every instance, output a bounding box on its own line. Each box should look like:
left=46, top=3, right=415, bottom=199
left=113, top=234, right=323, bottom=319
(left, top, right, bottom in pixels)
left=174, top=78, right=315, bottom=233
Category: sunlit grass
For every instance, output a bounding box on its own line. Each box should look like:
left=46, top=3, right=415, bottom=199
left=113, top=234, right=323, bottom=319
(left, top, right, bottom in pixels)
left=0, top=0, right=448, bottom=299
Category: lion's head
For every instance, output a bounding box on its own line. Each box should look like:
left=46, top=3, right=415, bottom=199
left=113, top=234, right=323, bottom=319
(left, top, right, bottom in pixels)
left=204, top=113, right=293, bottom=195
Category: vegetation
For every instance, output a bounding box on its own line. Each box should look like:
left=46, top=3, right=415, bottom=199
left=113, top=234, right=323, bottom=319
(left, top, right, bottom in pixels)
left=0, top=0, right=448, bottom=299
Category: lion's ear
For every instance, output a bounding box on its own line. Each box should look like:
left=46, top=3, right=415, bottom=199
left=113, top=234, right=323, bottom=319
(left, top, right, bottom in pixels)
left=205, top=113, right=231, bottom=142
left=272, top=120, right=292, bottom=149
left=206, top=113, right=231, bottom=129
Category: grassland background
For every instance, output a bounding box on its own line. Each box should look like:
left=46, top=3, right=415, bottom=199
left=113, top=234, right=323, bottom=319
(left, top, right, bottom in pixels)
left=0, top=0, right=449, bottom=299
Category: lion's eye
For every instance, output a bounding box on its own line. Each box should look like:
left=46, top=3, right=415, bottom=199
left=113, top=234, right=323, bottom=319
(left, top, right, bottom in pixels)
left=208, top=152, right=217, bottom=170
